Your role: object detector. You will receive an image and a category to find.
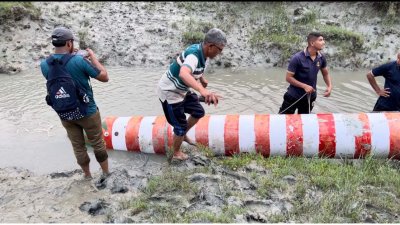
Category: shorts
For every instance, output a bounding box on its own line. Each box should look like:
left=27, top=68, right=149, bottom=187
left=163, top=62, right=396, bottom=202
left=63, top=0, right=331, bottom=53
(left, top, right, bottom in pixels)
left=160, top=92, right=205, bottom=136
left=279, top=92, right=316, bottom=114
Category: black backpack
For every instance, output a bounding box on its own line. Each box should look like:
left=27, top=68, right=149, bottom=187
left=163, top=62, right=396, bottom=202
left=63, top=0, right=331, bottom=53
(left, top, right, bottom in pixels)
left=45, top=54, right=89, bottom=121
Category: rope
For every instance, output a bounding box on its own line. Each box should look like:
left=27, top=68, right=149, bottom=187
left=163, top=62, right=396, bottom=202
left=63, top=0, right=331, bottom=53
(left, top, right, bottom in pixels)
left=279, top=92, right=311, bottom=114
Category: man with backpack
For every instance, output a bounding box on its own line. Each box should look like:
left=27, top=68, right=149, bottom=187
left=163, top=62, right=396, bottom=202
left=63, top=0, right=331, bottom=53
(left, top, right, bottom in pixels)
left=40, top=27, right=109, bottom=180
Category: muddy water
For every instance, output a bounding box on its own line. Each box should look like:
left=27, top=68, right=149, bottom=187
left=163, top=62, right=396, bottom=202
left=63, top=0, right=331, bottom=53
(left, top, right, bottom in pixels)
left=0, top=66, right=379, bottom=175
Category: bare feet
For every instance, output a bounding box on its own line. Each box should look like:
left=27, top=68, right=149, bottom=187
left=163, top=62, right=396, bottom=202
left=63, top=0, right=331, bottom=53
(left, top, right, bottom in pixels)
left=184, top=135, right=197, bottom=146
left=173, top=151, right=189, bottom=160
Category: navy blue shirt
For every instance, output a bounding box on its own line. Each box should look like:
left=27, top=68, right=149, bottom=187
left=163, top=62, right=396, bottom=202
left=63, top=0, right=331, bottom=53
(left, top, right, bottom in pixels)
left=40, top=54, right=101, bottom=116
left=286, top=49, right=327, bottom=99
left=372, top=61, right=400, bottom=111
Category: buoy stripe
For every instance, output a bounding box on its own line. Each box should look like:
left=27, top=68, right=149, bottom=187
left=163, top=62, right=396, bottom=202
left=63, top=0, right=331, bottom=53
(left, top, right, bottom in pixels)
left=301, top=114, right=319, bottom=157
left=334, top=114, right=356, bottom=158
left=224, top=115, right=240, bottom=156
left=104, top=116, right=117, bottom=150
left=269, top=115, right=287, bottom=156
left=209, top=115, right=226, bottom=156
left=195, top=115, right=210, bottom=146
left=368, top=113, right=390, bottom=157
left=385, top=113, right=400, bottom=159
left=138, top=116, right=156, bottom=154
left=239, top=115, right=256, bottom=153
left=111, top=117, right=131, bottom=151
left=254, top=114, right=270, bottom=157
left=286, top=114, right=303, bottom=156
left=152, top=116, right=167, bottom=154
left=354, top=113, right=371, bottom=158
left=317, top=114, right=336, bottom=158
left=126, top=116, right=143, bottom=152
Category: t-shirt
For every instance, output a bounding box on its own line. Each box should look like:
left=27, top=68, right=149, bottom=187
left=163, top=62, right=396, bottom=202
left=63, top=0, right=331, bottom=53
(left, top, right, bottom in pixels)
left=40, top=54, right=100, bottom=116
left=157, top=43, right=208, bottom=104
left=286, top=48, right=327, bottom=99
left=371, top=61, right=400, bottom=110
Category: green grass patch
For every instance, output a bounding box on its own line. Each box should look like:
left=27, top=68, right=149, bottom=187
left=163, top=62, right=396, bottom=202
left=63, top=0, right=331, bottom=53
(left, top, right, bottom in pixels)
left=181, top=18, right=214, bottom=45
left=320, top=25, right=364, bottom=50
left=0, top=2, right=40, bottom=22
left=143, top=168, right=199, bottom=196
left=215, top=153, right=400, bottom=222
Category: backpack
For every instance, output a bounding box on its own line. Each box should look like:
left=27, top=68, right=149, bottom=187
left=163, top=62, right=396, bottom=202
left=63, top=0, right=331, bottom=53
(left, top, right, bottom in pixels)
left=45, top=54, right=90, bottom=121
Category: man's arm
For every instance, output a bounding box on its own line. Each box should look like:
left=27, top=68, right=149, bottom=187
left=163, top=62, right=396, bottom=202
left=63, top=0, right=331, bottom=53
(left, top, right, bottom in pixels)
left=199, top=76, right=208, bottom=88
left=366, top=71, right=390, bottom=97
left=86, top=48, right=108, bottom=82
left=286, top=71, right=315, bottom=94
left=321, top=67, right=332, bottom=97
left=180, top=66, right=218, bottom=105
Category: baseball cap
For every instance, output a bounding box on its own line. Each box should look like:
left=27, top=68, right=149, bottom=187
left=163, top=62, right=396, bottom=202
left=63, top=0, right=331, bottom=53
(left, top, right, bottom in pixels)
left=51, top=27, right=78, bottom=41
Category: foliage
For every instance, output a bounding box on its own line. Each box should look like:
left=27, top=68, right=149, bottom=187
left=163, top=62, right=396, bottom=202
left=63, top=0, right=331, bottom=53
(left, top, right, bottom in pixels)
left=320, top=25, right=364, bottom=50
left=0, top=2, right=40, bottom=23
left=182, top=18, right=214, bottom=45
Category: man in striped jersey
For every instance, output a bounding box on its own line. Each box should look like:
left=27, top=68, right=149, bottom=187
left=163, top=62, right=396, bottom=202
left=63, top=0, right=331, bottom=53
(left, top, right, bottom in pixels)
left=157, top=28, right=227, bottom=160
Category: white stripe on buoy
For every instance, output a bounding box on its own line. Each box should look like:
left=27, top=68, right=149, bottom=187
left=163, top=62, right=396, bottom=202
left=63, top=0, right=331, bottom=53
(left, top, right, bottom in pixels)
left=270, top=114, right=287, bottom=156
left=334, top=114, right=358, bottom=158
left=111, top=117, right=131, bottom=151
left=239, top=115, right=255, bottom=153
left=368, top=113, right=390, bottom=157
left=138, top=116, right=156, bottom=154
left=301, top=114, right=319, bottom=157
left=208, top=115, right=226, bottom=155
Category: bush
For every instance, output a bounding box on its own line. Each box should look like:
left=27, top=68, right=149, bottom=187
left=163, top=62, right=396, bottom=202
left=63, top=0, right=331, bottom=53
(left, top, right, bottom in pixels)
left=0, top=2, right=40, bottom=23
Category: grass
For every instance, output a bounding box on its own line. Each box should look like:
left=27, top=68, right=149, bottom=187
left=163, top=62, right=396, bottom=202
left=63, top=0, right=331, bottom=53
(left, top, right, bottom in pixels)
left=0, top=2, right=40, bottom=22
left=143, top=168, right=199, bottom=196
left=320, top=25, right=364, bottom=50
left=119, top=148, right=400, bottom=223
left=181, top=18, right=214, bottom=45
left=215, top=153, right=400, bottom=222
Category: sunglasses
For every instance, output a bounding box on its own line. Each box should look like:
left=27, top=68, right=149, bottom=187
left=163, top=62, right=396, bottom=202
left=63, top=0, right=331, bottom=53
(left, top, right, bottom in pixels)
left=212, top=44, right=223, bottom=52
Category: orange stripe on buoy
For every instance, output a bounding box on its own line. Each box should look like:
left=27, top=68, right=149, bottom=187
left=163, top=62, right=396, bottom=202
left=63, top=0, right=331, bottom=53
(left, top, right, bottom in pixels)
left=385, top=113, right=400, bottom=159
left=195, top=115, right=210, bottom=146
left=224, top=115, right=240, bottom=156
left=255, top=114, right=270, bottom=157
left=354, top=113, right=371, bottom=158
left=317, top=114, right=336, bottom=158
left=103, top=116, right=117, bottom=150
left=167, top=125, right=173, bottom=149
left=286, top=114, right=303, bottom=156
left=125, top=116, right=143, bottom=152
left=152, top=115, right=167, bottom=154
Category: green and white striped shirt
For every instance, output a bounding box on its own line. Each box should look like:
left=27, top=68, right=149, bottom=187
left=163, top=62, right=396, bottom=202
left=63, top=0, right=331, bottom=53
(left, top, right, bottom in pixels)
left=157, top=43, right=208, bottom=104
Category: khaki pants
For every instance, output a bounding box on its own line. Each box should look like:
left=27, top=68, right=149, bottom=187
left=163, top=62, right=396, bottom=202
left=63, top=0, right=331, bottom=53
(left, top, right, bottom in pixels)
left=61, top=110, right=108, bottom=166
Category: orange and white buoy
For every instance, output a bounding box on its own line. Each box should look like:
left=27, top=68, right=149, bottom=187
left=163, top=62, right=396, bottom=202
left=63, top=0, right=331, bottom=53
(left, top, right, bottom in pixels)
left=101, top=113, right=400, bottom=159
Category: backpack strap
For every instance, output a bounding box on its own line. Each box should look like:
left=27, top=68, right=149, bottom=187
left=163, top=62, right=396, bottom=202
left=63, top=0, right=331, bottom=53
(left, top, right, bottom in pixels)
left=46, top=54, right=75, bottom=66
left=60, top=54, right=75, bottom=65
left=46, top=54, right=75, bottom=80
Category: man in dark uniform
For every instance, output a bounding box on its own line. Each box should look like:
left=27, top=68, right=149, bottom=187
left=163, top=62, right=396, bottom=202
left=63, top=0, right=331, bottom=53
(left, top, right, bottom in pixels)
left=279, top=32, right=333, bottom=114
left=367, top=53, right=400, bottom=112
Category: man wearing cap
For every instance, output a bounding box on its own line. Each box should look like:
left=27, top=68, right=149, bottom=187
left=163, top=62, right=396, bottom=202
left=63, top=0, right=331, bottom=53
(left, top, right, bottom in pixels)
left=156, top=28, right=227, bottom=161
left=40, top=27, right=110, bottom=180
left=367, top=52, right=400, bottom=111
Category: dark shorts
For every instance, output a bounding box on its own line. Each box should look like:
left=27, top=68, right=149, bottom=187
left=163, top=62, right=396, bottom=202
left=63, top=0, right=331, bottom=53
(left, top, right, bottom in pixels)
left=279, top=92, right=316, bottom=114
left=160, top=92, right=205, bottom=136
left=372, top=98, right=399, bottom=112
